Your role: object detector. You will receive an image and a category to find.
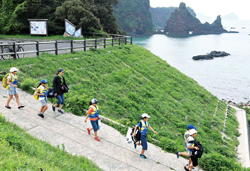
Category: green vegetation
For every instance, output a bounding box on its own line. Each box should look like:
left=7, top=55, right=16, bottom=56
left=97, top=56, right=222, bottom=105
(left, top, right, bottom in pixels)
left=0, top=34, right=89, bottom=40
left=0, top=0, right=119, bottom=35
left=242, top=107, right=250, bottom=129
left=0, top=45, right=245, bottom=170
left=113, top=0, right=155, bottom=34
left=150, top=6, right=196, bottom=29
left=0, top=114, right=101, bottom=170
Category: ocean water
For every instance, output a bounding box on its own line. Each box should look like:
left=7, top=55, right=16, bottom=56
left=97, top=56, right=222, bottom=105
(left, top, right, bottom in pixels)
left=133, top=20, right=250, bottom=103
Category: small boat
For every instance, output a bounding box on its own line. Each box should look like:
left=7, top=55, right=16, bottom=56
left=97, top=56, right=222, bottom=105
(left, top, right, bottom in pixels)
left=230, top=27, right=235, bottom=29
left=242, top=27, right=246, bottom=29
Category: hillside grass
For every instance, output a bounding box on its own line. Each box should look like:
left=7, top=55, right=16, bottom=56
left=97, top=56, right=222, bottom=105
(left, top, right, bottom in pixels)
left=0, top=45, right=246, bottom=170
left=0, top=114, right=101, bottom=171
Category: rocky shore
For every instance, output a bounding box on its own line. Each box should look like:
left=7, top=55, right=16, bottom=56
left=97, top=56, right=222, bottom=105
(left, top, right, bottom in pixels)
left=225, top=100, right=250, bottom=109
left=192, top=51, right=230, bottom=60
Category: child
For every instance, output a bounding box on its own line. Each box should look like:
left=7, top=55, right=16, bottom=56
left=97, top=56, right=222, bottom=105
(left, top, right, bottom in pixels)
left=185, top=129, right=199, bottom=171
left=177, top=124, right=197, bottom=166
left=132, top=113, right=157, bottom=159
left=85, top=98, right=101, bottom=141
left=5, top=67, right=24, bottom=109
left=36, top=79, right=49, bottom=118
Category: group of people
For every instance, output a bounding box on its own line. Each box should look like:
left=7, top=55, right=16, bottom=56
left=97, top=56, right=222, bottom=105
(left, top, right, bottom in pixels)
left=131, top=113, right=201, bottom=171
left=4, top=67, right=102, bottom=141
left=4, top=67, right=201, bottom=170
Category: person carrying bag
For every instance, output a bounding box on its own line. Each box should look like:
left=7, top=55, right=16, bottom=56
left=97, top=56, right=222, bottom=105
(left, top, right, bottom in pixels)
left=52, top=68, right=69, bottom=114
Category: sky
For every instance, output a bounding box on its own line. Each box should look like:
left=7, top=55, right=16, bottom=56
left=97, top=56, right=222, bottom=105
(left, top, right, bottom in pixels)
left=150, top=0, right=250, bottom=20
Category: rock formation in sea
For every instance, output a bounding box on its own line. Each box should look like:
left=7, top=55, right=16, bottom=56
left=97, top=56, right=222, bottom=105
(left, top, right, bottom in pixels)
left=164, top=2, right=228, bottom=35
left=192, top=51, right=230, bottom=60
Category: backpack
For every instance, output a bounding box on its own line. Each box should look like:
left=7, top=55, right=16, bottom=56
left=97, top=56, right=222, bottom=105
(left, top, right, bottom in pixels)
left=192, top=140, right=203, bottom=158
left=131, top=121, right=142, bottom=143
left=2, top=73, right=12, bottom=90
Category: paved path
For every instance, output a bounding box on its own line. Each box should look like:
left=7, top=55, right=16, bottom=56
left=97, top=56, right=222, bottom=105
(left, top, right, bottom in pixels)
left=0, top=85, right=203, bottom=171
left=231, top=105, right=250, bottom=168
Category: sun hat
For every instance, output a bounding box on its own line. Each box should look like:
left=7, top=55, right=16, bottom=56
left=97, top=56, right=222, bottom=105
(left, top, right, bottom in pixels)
left=141, top=113, right=150, bottom=118
left=187, top=124, right=197, bottom=130
left=58, top=68, right=65, bottom=72
left=41, top=79, right=48, bottom=84
left=189, top=129, right=197, bottom=135
left=10, top=67, right=18, bottom=73
left=91, top=98, right=99, bottom=104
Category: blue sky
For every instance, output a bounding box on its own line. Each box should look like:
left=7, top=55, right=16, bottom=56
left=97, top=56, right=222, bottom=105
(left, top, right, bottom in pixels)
left=150, top=0, right=250, bottom=20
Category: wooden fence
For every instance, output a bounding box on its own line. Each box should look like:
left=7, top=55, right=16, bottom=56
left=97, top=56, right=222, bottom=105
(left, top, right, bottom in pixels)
left=0, top=36, right=132, bottom=60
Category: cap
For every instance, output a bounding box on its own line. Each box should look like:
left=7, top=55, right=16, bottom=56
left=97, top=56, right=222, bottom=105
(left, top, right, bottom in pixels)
left=91, top=98, right=99, bottom=104
left=41, top=79, right=48, bottom=84
left=189, top=129, right=197, bottom=135
left=10, top=67, right=18, bottom=73
left=58, top=68, right=65, bottom=72
left=141, top=113, right=150, bottom=118
left=187, top=124, right=197, bottom=130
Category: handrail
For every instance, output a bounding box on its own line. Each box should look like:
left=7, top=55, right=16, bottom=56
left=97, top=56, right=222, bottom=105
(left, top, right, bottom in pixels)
left=0, top=36, right=132, bottom=60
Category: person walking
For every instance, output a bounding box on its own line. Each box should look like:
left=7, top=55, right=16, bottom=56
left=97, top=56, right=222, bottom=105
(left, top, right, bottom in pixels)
left=85, top=98, right=101, bottom=142
left=52, top=68, right=69, bottom=114
left=5, top=67, right=24, bottom=109
left=184, top=129, right=199, bottom=171
left=177, top=124, right=197, bottom=167
left=133, top=113, right=157, bottom=159
left=35, top=79, right=49, bottom=118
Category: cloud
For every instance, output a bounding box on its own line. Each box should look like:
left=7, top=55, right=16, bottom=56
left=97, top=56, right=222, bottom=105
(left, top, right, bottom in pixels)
left=150, top=0, right=250, bottom=20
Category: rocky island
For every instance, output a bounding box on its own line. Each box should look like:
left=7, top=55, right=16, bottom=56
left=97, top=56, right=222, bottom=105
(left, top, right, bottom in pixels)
left=193, top=51, right=230, bottom=60
left=164, top=2, right=228, bottom=35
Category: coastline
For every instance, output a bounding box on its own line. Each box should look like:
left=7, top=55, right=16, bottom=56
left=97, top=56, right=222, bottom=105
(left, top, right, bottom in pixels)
left=230, top=105, right=250, bottom=168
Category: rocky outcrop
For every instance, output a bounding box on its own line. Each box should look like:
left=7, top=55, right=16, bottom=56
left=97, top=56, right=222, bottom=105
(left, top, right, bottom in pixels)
left=150, top=6, right=196, bottom=30
left=193, top=51, right=230, bottom=60
left=164, top=2, right=228, bottom=35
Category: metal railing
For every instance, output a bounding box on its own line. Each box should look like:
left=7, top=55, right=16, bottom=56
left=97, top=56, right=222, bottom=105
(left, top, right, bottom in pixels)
left=0, top=36, right=132, bottom=60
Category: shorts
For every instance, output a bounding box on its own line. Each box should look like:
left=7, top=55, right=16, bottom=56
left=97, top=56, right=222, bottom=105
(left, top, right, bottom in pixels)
left=90, top=120, right=99, bottom=132
left=7, top=86, right=18, bottom=95
left=141, top=134, right=148, bottom=150
left=40, top=97, right=47, bottom=106
left=188, top=150, right=193, bottom=157
left=191, top=156, right=198, bottom=167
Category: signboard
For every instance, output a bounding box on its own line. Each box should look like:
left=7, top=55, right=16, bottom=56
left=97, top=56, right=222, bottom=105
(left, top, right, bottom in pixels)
left=74, top=28, right=82, bottom=37
left=28, top=19, right=48, bottom=36
left=65, top=19, right=76, bottom=36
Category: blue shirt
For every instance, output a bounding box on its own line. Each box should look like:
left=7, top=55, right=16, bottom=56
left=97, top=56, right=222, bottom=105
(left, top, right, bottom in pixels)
left=137, top=120, right=150, bottom=135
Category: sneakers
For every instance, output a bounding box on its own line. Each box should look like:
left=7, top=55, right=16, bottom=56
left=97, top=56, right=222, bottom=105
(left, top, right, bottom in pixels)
left=38, top=113, right=44, bottom=118
left=134, top=142, right=137, bottom=149
left=18, top=105, right=24, bottom=109
left=94, top=137, right=101, bottom=141
left=140, top=154, right=147, bottom=159
left=5, top=105, right=11, bottom=109
left=52, top=105, right=55, bottom=112
left=87, top=128, right=90, bottom=135
left=186, top=164, right=195, bottom=169
left=177, top=151, right=179, bottom=158
left=58, top=110, right=64, bottom=114
left=184, top=166, right=189, bottom=171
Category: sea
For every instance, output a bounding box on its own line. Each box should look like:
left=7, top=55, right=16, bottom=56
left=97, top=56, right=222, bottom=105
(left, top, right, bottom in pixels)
left=133, top=20, right=250, bottom=103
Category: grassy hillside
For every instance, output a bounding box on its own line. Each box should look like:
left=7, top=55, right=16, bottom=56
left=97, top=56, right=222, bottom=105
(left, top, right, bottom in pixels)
left=0, top=114, right=101, bottom=170
left=0, top=45, right=246, bottom=170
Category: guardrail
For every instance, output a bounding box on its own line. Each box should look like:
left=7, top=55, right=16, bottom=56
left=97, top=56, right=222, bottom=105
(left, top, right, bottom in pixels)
left=0, top=36, right=132, bottom=60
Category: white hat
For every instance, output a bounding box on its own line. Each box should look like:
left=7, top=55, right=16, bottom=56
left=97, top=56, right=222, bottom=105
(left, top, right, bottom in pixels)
left=189, top=129, right=197, bottom=135
left=141, top=113, right=150, bottom=118
left=10, top=67, right=18, bottom=73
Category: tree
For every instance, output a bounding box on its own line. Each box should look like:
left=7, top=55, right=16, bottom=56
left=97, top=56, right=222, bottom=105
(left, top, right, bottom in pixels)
left=55, top=0, right=102, bottom=33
